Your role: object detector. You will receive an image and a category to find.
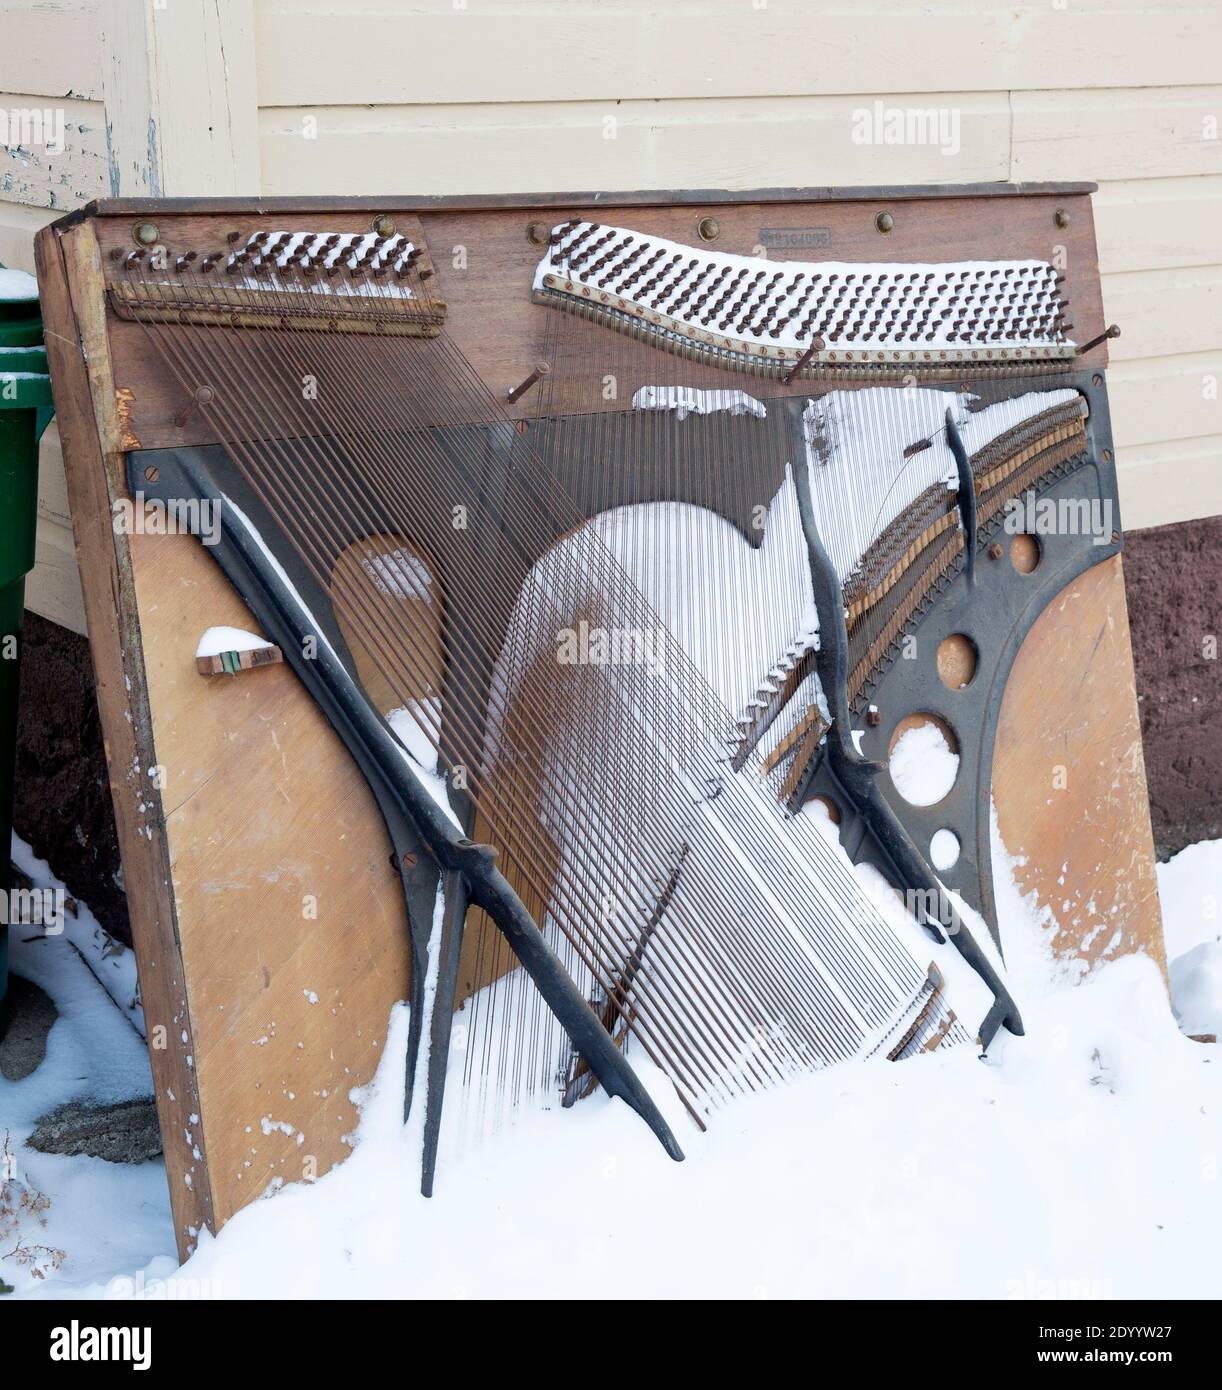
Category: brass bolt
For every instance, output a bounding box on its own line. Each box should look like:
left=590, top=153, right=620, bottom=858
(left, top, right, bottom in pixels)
left=143, top=465, right=160, bottom=483
left=1054, top=208, right=1070, bottom=229
left=371, top=214, right=396, bottom=237
left=875, top=211, right=895, bottom=234
left=697, top=216, right=720, bottom=243
left=132, top=221, right=160, bottom=247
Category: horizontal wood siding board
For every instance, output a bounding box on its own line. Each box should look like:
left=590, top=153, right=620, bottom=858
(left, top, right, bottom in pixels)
left=252, top=1, right=1222, bottom=106
left=1103, top=265, right=1222, bottom=361
left=1011, top=86, right=1222, bottom=183
left=1109, top=351, right=1222, bottom=448
left=1094, top=175, right=1222, bottom=274
left=0, top=93, right=108, bottom=210
left=1117, top=435, right=1222, bottom=528
left=0, top=0, right=103, bottom=101
left=258, top=97, right=1013, bottom=194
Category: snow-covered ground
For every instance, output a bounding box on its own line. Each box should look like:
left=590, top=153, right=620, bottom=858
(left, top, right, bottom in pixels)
left=3, top=816, right=1220, bottom=1301
left=1156, top=838, right=1222, bottom=1042
left=1, top=841, right=169, bottom=1294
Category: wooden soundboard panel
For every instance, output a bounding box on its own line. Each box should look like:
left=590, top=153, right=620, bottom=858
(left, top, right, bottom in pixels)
left=35, top=187, right=1164, bottom=1260
left=994, top=554, right=1164, bottom=973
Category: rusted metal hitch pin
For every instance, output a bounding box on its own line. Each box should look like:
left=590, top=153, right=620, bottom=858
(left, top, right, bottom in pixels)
left=506, top=362, right=549, bottom=404
left=174, top=385, right=216, bottom=429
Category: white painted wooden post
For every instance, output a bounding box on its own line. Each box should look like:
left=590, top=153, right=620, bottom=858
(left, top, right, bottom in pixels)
left=99, top=0, right=261, bottom=196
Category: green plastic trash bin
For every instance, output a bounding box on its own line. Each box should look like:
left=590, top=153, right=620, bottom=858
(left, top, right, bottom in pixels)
left=0, top=264, right=55, bottom=1029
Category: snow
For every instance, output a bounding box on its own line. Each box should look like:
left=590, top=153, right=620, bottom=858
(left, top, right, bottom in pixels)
left=888, top=720, right=960, bottom=807
left=385, top=702, right=462, bottom=832
left=1158, top=838, right=1222, bottom=961
left=1170, top=945, right=1222, bottom=1039
left=194, top=625, right=275, bottom=659
left=360, top=547, right=432, bottom=602
left=930, top=827, right=961, bottom=871
left=0, top=267, right=38, bottom=302
left=1158, top=839, right=1222, bottom=1039
left=631, top=386, right=766, bottom=419
left=9, top=840, right=144, bottom=1037
left=6, top=813, right=1221, bottom=1299
left=1, top=839, right=172, bottom=1293
left=490, top=474, right=818, bottom=744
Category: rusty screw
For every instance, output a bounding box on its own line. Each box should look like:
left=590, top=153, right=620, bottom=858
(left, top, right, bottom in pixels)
left=1054, top=208, right=1070, bottom=229
left=875, top=211, right=895, bottom=234
left=988, top=542, right=1004, bottom=561
left=866, top=708, right=882, bottom=728
left=372, top=214, right=396, bottom=237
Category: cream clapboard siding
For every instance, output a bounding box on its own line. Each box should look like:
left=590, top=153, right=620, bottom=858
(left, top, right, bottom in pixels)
left=1, top=0, right=1219, bottom=634
left=1, top=0, right=259, bottom=633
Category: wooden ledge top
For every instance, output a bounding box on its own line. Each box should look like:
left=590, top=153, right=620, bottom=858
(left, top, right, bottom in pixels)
left=52, top=182, right=1099, bottom=230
